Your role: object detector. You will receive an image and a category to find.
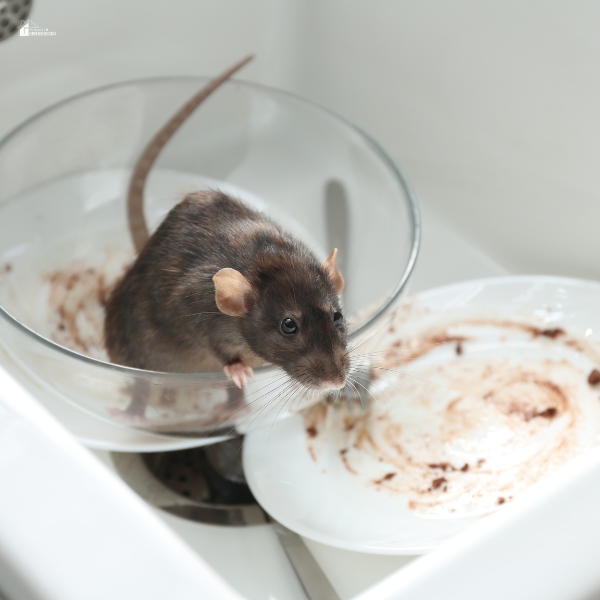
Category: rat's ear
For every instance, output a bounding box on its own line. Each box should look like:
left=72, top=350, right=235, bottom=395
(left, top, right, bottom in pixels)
left=213, top=268, right=253, bottom=316
left=322, top=248, right=344, bottom=295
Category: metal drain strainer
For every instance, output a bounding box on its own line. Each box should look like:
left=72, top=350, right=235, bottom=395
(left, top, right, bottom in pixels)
left=0, top=0, right=32, bottom=42
left=111, top=438, right=266, bottom=526
left=143, top=438, right=254, bottom=505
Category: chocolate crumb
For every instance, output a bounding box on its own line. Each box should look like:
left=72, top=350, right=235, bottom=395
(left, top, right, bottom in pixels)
left=306, top=426, right=318, bottom=438
left=375, top=472, right=396, bottom=484
left=3, top=263, right=12, bottom=273
left=431, top=477, right=447, bottom=490
left=541, top=328, right=565, bottom=338
left=428, top=462, right=455, bottom=472
left=477, top=459, right=486, bottom=467
left=588, top=369, right=600, bottom=385
left=460, top=463, right=469, bottom=472
left=535, top=407, right=557, bottom=419
left=455, top=341, right=463, bottom=355
left=498, top=497, right=505, bottom=505
left=340, top=448, right=348, bottom=455
left=522, top=405, right=559, bottom=421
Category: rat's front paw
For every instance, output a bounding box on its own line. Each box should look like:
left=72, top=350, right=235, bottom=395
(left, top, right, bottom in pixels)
left=224, top=361, right=254, bottom=388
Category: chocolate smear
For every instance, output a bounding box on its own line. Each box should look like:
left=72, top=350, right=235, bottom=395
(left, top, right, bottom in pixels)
left=375, top=472, right=397, bottom=485
left=540, top=328, right=565, bottom=338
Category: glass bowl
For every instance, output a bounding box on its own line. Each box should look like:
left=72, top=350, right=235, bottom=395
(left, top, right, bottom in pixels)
left=0, top=76, right=420, bottom=438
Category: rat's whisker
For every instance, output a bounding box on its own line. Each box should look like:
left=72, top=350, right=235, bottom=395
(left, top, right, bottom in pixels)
left=345, top=379, right=364, bottom=410
left=289, top=377, right=312, bottom=415
left=238, top=380, right=295, bottom=434
left=346, top=376, right=384, bottom=410
left=269, top=377, right=310, bottom=443
left=226, top=380, right=297, bottom=435
left=215, top=373, right=296, bottom=426
left=346, top=304, right=410, bottom=354
left=357, top=363, right=459, bottom=392
left=351, top=370, right=424, bottom=411
left=248, top=382, right=300, bottom=435
left=242, top=371, right=293, bottom=400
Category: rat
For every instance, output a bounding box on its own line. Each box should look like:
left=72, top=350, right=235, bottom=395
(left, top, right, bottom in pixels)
left=104, top=55, right=350, bottom=394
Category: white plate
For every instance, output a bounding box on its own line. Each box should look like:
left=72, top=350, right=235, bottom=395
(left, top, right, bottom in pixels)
left=243, top=276, right=600, bottom=554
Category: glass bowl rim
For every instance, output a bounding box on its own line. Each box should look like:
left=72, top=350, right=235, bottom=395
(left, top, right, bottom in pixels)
left=0, top=75, right=421, bottom=380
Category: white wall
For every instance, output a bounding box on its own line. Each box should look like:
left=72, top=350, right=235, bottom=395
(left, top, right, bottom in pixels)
left=2, top=0, right=600, bottom=280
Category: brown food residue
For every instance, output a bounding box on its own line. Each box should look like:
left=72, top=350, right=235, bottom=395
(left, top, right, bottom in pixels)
left=540, top=328, right=565, bottom=339
left=533, top=407, right=558, bottom=419
left=456, top=341, right=463, bottom=355
left=375, top=472, right=397, bottom=485
left=44, top=253, right=130, bottom=359
left=497, top=497, right=505, bottom=505
left=306, top=426, right=318, bottom=438
left=588, top=369, right=600, bottom=385
left=428, top=463, right=455, bottom=472
left=513, top=405, right=559, bottom=422
left=431, top=477, right=447, bottom=490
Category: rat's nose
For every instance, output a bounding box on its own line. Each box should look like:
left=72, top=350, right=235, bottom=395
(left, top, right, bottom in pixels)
left=321, top=377, right=345, bottom=390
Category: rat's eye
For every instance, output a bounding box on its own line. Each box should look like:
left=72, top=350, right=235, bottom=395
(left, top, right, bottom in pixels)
left=281, top=318, right=299, bottom=334
left=333, top=311, right=343, bottom=326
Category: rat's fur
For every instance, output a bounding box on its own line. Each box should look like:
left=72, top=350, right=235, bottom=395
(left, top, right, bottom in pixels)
left=104, top=192, right=349, bottom=388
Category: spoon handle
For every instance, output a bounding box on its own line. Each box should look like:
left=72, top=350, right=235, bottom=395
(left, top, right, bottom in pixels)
left=271, top=519, right=341, bottom=600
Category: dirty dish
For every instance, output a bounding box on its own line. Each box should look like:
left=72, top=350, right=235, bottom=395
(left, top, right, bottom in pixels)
left=243, top=276, right=600, bottom=553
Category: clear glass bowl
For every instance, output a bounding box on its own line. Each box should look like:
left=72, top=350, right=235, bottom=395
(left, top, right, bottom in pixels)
left=0, top=77, right=420, bottom=437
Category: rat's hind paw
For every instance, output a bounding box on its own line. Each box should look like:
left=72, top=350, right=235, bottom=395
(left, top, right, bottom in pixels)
left=224, top=361, right=254, bottom=388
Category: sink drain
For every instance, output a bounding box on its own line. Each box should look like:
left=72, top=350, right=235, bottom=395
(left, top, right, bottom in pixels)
left=111, top=437, right=267, bottom=526
left=0, top=0, right=32, bottom=42
left=112, top=438, right=342, bottom=599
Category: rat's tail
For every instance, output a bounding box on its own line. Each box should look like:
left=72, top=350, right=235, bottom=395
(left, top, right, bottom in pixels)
left=127, top=54, right=255, bottom=253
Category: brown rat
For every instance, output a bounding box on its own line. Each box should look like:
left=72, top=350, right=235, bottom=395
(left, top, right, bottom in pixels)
left=104, top=56, right=350, bottom=392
